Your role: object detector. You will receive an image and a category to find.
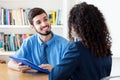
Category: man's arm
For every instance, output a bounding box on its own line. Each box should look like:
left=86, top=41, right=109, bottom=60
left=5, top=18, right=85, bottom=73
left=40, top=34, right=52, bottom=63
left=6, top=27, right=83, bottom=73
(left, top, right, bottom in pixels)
left=7, top=59, right=34, bottom=73
left=8, top=59, right=21, bottom=71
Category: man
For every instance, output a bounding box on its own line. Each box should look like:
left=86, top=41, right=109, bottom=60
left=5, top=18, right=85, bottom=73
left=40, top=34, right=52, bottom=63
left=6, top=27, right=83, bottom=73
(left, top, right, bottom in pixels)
left=8, top=8, right=69, bottom=72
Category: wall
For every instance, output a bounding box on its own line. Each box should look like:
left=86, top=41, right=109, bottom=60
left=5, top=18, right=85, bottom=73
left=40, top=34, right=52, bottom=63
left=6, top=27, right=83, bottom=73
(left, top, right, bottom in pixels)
left=111, top=58, right=120, bottom=76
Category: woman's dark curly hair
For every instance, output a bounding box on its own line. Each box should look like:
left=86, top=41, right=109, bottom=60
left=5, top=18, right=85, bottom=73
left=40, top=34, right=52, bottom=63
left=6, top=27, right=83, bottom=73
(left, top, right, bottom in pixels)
left=68, top=2, right=112, bottom=57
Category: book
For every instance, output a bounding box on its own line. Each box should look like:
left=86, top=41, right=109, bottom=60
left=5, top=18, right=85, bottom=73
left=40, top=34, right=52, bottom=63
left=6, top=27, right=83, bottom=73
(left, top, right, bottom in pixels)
left=0, top=32, right=4, bottom=48
left=4, top=34, right=11, bottom=51
left=9, top=56, right=49, bottom=74
left=48, top=10, right=56, bottom=25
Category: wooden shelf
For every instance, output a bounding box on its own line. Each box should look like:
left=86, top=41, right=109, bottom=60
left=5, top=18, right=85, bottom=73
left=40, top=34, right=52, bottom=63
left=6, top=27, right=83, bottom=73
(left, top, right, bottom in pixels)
left=0, top=25, right=63, bottom=34
left=0, top=51, right=15, bottom=56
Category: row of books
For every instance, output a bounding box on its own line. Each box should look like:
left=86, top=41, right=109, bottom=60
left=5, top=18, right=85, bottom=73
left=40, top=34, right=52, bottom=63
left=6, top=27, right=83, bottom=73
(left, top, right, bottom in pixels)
left=48, top=9, right=62, bottom=25
left=0, top=7, right=62, bottom=26
left=0, top=32, right=32, bottom=51
left=0, top=8, right=30, bottom=25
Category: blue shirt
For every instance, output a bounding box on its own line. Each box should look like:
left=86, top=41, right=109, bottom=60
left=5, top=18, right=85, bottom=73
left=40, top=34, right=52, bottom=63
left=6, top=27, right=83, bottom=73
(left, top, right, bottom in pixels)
left=13, top=32, right=69, bottom=67
left=49, top=41, right=112, bottom=80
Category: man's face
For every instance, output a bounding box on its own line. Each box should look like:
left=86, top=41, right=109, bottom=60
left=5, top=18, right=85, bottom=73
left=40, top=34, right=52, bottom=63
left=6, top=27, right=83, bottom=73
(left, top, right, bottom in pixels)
left=32, top=13, right=51, bottom=35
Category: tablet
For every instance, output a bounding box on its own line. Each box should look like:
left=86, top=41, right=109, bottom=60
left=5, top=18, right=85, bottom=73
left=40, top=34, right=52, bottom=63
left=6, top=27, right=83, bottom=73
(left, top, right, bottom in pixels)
left=9, top=56, right=49, bottom=73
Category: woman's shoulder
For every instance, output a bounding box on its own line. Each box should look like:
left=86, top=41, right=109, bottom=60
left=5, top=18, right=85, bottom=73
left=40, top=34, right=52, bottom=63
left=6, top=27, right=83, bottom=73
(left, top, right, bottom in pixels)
left=68, top=41, right=83, bottom=48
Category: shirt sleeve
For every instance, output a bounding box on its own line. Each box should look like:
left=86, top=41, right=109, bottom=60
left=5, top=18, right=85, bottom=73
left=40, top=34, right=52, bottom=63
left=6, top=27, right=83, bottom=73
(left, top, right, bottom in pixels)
left=13, top=39, right=30, bottom=58
left=49, top=42, right=80, bottom=80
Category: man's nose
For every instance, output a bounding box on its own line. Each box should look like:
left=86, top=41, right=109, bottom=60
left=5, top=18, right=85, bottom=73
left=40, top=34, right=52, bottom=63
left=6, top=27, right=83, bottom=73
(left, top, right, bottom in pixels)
left=41, top=21, right=46, bottom=26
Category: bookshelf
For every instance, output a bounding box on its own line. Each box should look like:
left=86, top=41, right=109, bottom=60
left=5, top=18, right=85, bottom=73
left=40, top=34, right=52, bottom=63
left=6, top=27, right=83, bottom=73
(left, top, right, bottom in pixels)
left=0, top=25, right=63, bottom=35
left=0, top=0, right=75, bottom=56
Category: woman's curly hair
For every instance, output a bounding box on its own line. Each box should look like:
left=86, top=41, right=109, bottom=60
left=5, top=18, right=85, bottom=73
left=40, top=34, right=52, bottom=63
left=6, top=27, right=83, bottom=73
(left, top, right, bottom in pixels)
left=68, top=2, right=112, bottom=57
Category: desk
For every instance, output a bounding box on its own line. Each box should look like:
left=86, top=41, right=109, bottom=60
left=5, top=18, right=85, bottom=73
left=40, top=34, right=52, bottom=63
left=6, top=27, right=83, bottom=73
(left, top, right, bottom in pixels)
left=0, top=64, right=48, bottom=80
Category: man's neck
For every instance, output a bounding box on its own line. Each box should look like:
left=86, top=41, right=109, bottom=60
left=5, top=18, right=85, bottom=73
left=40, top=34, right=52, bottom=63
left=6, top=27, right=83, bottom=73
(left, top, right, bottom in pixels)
left=39, top=33, right=52, bottom=43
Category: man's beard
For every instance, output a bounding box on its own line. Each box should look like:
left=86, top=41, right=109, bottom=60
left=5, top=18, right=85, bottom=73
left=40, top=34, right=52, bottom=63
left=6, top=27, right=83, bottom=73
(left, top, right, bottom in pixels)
left=35, top=28, right=51, bottom=36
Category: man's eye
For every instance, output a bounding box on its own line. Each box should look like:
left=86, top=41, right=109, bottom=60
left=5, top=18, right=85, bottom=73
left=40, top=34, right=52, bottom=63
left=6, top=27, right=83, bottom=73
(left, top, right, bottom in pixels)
left=36, top=21, right=41, bottom=24
left=44, top=18, right=48, bottom=21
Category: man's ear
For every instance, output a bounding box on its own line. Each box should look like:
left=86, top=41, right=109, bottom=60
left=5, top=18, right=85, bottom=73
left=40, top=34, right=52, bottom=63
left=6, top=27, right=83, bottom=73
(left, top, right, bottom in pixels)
left=30, top=25, right=34, bottom=29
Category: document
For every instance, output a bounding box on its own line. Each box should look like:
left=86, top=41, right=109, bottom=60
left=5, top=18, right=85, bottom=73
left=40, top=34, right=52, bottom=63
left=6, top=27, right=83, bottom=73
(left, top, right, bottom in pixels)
left=9, top=56, right=49, bottom=73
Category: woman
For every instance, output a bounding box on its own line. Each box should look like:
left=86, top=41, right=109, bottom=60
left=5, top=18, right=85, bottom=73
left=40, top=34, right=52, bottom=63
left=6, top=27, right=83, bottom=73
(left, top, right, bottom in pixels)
left=42, top=2, right=112, bottom=80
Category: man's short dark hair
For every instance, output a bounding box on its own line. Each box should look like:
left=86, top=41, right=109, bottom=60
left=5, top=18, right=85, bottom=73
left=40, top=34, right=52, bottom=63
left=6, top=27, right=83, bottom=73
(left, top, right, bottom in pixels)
left=28, top=8, right=47, bottom=25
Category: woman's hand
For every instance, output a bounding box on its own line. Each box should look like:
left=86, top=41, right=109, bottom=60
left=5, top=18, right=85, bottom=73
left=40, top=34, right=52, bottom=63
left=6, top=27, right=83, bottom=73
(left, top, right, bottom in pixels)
left=39, top=64, right=53, bottom=71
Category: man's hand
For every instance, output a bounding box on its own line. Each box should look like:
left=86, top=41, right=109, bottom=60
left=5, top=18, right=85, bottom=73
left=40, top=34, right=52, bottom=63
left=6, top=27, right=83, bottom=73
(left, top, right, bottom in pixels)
left=39, top=64, right=53, bottom=71
left=18, top=63, right=37, bottom=73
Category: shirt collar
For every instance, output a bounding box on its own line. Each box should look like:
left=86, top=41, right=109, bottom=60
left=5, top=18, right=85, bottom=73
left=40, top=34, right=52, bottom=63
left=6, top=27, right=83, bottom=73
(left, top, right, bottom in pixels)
left=37, top=32, right=55, bottom=46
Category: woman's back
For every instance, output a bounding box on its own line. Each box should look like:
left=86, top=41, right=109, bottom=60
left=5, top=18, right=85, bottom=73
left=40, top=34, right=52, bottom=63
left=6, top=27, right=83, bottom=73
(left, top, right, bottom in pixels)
left=71, top=41, right=112, bottom=80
